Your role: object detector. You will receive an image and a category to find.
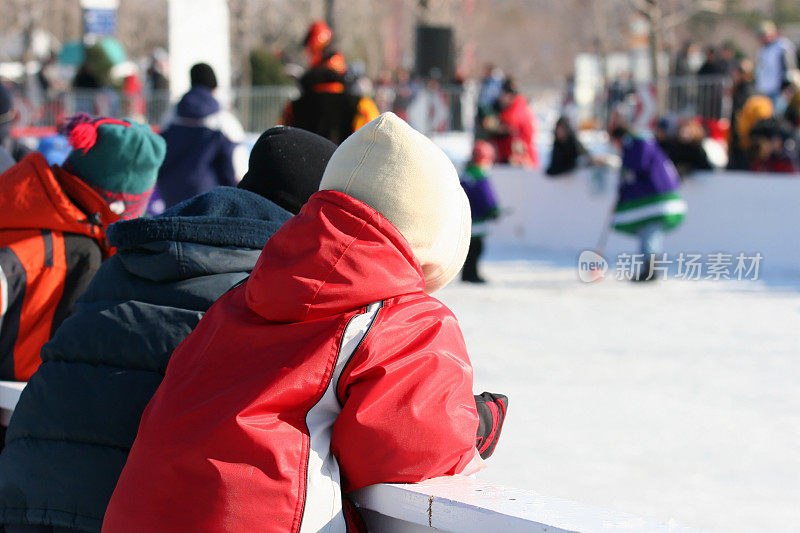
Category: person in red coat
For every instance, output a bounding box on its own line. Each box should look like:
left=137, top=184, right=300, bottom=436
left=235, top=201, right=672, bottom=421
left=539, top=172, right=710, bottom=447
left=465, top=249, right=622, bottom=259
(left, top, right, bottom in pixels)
left=489, top=79, right=539, bottom=168
left=103, top=113, right=482, bottom=533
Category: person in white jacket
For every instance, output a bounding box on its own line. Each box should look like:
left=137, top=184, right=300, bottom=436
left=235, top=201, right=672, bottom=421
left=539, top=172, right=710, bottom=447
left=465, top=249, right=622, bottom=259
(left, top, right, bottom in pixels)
left=755, top=21, right=798, bottom=101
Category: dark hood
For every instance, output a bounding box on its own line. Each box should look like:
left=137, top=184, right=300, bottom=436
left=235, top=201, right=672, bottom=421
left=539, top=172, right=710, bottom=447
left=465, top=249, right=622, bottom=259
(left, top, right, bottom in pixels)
left=105, top=187, right=292, bottom=282
left=175, top=86, right=221, bottom=119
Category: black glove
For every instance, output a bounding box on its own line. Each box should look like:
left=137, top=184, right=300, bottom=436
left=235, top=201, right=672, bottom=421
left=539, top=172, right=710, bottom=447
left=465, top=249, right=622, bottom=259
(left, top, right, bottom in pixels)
left=474, top=392, right=508, bottom=460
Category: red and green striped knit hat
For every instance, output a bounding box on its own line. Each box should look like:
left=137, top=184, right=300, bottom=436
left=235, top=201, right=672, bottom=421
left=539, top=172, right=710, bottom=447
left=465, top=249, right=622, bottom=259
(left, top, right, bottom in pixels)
left=64, top=114, right=166, bottom=220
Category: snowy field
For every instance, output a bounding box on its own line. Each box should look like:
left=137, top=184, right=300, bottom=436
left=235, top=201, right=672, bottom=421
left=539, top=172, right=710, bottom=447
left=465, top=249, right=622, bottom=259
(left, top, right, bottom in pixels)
left=436, top=246, right=800, bottom=533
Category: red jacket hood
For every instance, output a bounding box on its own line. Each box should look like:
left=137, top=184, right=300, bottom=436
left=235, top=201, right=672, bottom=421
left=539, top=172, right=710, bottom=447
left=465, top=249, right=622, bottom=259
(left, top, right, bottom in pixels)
left=0, top=153, right=119, bottom=242
left=246, top=190, right=426, bottom=323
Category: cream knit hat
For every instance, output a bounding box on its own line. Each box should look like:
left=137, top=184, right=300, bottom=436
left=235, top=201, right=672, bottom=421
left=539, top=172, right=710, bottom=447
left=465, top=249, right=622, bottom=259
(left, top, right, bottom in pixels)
left=319, top=112, right=471, bottom=293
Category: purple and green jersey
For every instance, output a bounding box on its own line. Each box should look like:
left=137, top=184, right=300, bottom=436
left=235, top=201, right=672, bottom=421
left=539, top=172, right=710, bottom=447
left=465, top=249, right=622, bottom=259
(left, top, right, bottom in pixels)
left=461, top=164, right=500, bottom=236
left=613, top=136, right=687, bottom=234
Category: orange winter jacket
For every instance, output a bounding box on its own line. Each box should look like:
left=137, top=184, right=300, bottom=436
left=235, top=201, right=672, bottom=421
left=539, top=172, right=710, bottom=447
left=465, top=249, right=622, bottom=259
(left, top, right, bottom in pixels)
left=0, top=153, right=119, bottom=381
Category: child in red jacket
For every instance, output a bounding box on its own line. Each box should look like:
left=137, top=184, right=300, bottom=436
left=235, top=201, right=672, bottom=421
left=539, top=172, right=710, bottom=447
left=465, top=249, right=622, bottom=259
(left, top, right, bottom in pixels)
left=104, top=113, right=486, bottom=532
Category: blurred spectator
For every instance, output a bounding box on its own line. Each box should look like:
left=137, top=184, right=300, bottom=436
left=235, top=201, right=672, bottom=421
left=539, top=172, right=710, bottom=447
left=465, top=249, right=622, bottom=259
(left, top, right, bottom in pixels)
left=778, top=77, right=800, bottom=126
left=488, top=78, right=538, bottom=168
left=478, top=65, right=504, bottom=110
left=282, top=50, right=379, bottom=144
left=460, top=140, right=500, bottom=283
left=36, top=53, right=58, bottom=95
left=113, top=62, right=147, bottom=122
left=374, top=70, right=395, bottom=111
left=674, top=41, right=704, bottom=76
left=606, top=72, right=634, bottom=117
left=476, top=65, right=504, bottom=140
left=391, top=68, right=417, bottom=120
left=748, top=117, right=797, bottom=173
left=146, top=51, right=169, bottom=92
left=735, top=94, right=774, bottom=157
left=285, top=21, right=379, bottom=143
left=303, top=20, right=334, bottom=69
left=157, top=63, right=245, bottom=210
left=671, top=42, right=703, bottom=113
left=698, top=46, right=725, bottom=76
left=122, top=73, right=145, bottom=121
left=560, top=73, right=579, bottom=128
left=546, top=116, right=589, bottom=176
left=0, top=84, right=32, bottom=164
left=407, top=78, right=450, bottom=136
left=720, top=41, right=739, bottom=75
left=755, top=21, right=797, bottom=101
left=655, top=117, right=713, bottom=178
left=728, top=59, right=756, bottom=169
left=347, top=59, right=374, bottom=97
left=73, top=62, right=100, bottom=90
left=698, top=46, right=726, bottom=119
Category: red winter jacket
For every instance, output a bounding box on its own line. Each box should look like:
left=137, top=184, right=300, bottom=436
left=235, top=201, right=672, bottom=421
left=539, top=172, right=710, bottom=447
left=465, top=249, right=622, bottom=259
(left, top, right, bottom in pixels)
left=103, top=190, right=479, bottom=532
left=492, top=94, right=539, bottom=168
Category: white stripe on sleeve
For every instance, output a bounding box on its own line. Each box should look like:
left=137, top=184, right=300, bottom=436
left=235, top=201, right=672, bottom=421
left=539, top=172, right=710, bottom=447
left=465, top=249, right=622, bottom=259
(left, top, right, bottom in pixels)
left=299, top=301, right=383, bottom=533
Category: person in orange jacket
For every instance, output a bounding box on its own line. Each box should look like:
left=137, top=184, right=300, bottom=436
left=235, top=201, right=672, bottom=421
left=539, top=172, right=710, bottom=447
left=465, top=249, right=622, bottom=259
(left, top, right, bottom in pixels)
left=0, top=114, right=165, bottom=381
left=283, top=22, right=379, bottom=143
left=282, top=49, right=379, bottom=144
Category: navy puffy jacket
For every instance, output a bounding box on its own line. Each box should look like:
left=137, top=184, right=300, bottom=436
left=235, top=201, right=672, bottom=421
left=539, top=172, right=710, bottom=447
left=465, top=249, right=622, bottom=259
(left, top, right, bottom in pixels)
left=0, top=187, right=293, bottom=532
left=157, top=87, right=239, bottom=209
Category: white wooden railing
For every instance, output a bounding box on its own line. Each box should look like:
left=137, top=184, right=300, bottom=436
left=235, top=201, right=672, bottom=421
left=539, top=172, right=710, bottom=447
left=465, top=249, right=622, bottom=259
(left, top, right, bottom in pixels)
left=351, top=476, right=699, bottom=532
left=0, top=381, right=698, bottom=532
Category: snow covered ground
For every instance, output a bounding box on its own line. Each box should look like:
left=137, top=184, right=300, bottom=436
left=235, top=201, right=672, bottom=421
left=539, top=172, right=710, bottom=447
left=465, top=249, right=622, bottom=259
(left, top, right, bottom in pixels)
left=436, top=246, right=800, bottom=533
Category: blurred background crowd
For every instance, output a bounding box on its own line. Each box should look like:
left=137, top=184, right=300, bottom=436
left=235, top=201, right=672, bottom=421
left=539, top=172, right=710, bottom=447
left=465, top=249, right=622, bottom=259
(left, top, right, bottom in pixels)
left=0, top=0, right=797, bottom=177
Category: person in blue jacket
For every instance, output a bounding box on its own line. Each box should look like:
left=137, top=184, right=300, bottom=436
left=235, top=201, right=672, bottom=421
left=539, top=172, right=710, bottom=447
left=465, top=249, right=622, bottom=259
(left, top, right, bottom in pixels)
left=609, top=126, right=688, bottom=281
left=0, top=127, right=337, bottom=533
left=156, top=63, right=245, bottom=210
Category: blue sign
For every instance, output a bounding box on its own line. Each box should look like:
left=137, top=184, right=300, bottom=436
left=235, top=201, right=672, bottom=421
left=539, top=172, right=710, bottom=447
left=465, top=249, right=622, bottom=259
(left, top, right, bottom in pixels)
left=84, top=8, right=117, bottom=37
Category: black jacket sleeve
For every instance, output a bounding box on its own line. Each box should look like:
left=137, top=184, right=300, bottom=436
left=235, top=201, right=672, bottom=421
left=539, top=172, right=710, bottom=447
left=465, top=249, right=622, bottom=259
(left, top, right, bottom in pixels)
left=50, top=233, right=103, bottom=336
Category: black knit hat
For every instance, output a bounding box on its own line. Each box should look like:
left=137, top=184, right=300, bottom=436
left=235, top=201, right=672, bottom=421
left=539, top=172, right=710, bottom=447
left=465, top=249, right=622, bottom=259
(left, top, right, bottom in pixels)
left=190, top=63, right=218, bottom=90
left=238, top=126, right=337, bottom=215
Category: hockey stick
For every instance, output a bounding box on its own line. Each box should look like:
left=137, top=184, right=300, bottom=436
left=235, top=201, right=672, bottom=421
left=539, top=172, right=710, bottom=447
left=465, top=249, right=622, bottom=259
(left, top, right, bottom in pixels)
left=588, top=207, right=615, bottom=282
left=594, top=208, right=614, bottom=257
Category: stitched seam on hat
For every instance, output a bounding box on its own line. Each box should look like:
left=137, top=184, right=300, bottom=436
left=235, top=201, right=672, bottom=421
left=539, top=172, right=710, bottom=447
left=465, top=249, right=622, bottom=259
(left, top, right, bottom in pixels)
left=342, top=113, right=383, bottom=193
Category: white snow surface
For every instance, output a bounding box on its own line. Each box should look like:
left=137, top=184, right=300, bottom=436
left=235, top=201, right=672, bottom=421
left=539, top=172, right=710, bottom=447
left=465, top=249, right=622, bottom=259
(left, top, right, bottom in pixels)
left=436, top=246, right=799, bottom=533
